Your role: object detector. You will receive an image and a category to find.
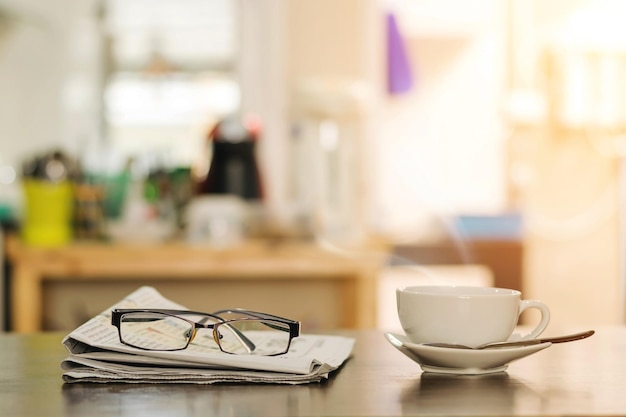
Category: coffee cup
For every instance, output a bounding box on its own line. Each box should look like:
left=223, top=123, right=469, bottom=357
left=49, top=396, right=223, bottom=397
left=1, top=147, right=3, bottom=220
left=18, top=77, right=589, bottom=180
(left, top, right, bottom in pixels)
left=396, top=286, right=550, bottom=347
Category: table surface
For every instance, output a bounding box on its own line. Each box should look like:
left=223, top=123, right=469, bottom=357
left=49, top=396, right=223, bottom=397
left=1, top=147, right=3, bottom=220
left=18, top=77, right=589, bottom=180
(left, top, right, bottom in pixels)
left=2, top=327, right=626, bottom=417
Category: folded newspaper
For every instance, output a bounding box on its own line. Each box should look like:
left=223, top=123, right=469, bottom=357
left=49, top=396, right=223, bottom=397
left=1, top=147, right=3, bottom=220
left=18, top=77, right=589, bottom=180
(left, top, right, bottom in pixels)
left=61, top=286, right=355, bottom=384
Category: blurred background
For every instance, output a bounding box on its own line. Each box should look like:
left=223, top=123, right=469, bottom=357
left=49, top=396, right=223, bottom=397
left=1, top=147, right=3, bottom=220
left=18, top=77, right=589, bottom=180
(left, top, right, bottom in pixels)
left=1, top=0, right=626, bottom=332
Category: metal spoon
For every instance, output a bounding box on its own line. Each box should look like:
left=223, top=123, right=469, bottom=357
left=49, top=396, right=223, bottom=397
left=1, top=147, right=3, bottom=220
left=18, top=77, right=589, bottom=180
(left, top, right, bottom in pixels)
left=422, top=330, right=595, bottom=350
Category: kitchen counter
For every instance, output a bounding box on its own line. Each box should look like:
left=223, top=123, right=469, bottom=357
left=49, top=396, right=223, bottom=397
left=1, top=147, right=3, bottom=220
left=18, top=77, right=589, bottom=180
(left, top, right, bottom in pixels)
left=5, top=234, right=386, bottom=332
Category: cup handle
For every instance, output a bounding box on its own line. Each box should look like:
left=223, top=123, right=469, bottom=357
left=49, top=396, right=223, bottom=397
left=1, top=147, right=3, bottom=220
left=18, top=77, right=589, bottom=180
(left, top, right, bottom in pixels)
left=515, top=300, right=550, bottom=341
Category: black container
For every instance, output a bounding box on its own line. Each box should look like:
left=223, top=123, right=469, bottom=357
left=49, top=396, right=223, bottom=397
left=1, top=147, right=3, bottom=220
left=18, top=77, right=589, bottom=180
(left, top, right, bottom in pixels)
left=197, top=116, right=263, bottom=200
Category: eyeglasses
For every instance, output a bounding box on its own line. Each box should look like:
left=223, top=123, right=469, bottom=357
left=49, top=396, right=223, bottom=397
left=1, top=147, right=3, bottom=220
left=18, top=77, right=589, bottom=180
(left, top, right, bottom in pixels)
left=111, top=308, right=300, bottom=356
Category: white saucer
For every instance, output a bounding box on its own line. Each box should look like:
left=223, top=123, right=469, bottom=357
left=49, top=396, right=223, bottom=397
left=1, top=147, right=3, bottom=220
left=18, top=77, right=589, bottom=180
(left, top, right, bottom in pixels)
left=384, top=332, right=551, bottom=375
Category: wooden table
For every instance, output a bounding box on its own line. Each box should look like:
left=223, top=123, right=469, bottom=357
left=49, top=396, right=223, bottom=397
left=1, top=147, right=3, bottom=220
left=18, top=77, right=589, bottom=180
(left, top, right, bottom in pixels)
left=5, top=235, right=386, bottom=333
left=1, top=327, right=625, bottom=417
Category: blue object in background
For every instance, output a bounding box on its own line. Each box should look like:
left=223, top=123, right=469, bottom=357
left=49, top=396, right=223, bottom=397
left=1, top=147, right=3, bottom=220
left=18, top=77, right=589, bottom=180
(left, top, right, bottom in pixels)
left=454, top=213, right=523, bottom=240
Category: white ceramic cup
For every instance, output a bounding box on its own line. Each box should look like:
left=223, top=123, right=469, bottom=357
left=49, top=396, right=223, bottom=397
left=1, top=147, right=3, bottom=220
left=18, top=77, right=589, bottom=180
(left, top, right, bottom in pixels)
left=396, top=286, right=550, bottom=347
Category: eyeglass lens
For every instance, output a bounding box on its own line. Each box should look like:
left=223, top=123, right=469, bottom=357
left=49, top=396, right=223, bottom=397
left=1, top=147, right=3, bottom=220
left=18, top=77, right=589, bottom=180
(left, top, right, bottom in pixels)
left=119, top=312, right=199, bottom=351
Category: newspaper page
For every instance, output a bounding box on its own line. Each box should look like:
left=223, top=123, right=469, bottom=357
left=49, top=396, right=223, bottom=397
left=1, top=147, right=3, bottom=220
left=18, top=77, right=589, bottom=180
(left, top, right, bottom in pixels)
left=61, top=286, right=355, bottom=383
left=61, top=354, right=338, bottom=384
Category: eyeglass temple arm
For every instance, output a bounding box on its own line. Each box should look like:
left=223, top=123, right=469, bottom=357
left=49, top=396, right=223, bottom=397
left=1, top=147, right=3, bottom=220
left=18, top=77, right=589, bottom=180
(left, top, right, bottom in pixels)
left=212, top=309, right=301, bottom=338
left=212, top=308, right=293, bottom=322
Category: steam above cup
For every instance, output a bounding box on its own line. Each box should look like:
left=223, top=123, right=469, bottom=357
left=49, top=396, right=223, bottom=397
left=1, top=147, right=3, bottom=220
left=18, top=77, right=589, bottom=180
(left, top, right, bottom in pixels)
left=396, top=286, right=550, bottom=348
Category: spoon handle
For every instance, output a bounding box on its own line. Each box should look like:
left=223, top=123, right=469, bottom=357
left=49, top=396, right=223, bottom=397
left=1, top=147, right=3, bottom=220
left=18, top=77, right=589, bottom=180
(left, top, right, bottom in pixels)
left=537, top=330, right=595, bottom=344
left=423, top=330, right=595, bottom=350
left=479, top=330, right=595, bottom=349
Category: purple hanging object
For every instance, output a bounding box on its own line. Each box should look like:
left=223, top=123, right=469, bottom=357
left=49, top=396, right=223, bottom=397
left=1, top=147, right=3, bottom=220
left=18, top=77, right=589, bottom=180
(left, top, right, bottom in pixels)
left=387, top=12, right=414, bottom=94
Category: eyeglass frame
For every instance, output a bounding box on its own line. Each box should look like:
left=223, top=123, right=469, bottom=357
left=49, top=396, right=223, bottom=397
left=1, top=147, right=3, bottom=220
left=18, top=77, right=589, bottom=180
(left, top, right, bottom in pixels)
left=110, top=308, right=301, bottom=356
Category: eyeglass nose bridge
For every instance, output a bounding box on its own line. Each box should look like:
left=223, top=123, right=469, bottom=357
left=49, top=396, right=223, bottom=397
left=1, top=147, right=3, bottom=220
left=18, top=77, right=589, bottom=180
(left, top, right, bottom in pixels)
left=185, top=327, right=198, bottom=344
left=212, top=329, right=222, bottom=346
